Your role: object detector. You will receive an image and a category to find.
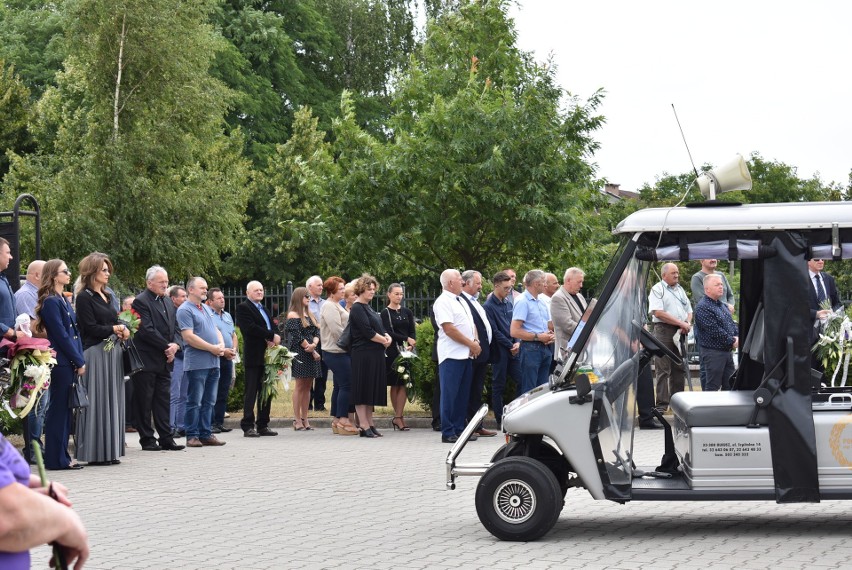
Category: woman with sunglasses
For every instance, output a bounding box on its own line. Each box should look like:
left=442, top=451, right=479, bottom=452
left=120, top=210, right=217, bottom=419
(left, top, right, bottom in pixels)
left=36, top=260, right=86, bottom=470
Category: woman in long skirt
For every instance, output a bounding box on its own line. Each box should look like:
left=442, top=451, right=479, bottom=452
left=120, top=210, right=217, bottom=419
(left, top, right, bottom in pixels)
left=74, top=252, right=129, bottom=466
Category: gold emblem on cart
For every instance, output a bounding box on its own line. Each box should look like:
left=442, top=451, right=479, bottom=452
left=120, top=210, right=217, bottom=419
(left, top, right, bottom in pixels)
left=829, top=415, right=852, bottom=469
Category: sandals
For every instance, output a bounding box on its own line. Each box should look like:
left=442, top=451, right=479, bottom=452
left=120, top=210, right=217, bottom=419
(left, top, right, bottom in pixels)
left=392, top=417, right=411, bottom=431
left=292, top=420, right=305, bottom=431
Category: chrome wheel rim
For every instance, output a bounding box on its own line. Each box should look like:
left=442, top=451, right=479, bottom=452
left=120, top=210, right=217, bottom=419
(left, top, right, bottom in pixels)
left=493, top=478, right=536, bottom=524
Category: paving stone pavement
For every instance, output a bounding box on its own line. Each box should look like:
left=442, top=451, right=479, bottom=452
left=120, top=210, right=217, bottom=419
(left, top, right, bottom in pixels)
left=31, top=425, right=852, bottom=569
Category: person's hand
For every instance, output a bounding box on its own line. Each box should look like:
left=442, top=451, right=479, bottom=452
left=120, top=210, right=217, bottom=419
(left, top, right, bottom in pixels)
left=305, top=343, right=315, bottom=353
left=510, top=342, right=520, bottom=356
left=817, top=309, right=831, bottom=319
left=732, top=336, right=739, bottom=349
left=406, top=337, right=416, bottom=348
left=165, top=343, right=179, bottom=358
left=76, top=365, right=86, bottom=376
left=312, top=351, right=321, bottom=361
left=224, top=348, right=236, bottom=360
left=469, top=340, right=482, bottom=358
left=679, top=322, right=691, bottom=334
left=272, top=334, right=282, bottom=346
left=539, top=331, right=555, bottom=345
left=4, top=328, right=16, bottom=340
left=52, top=507, right=89, bottom=570
left=727, top=304, right=735, bottom=314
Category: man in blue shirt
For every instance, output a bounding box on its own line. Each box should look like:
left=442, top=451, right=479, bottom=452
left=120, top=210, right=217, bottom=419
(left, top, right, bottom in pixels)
left=693, top=274, right=738, bottom=391
left=207, top=287, right=237, bottom=433
left=510, top=269, right=556, bottom=393
left=484, top=271, right=522, bottom=425
left=176, top=277, right=226, bottom=448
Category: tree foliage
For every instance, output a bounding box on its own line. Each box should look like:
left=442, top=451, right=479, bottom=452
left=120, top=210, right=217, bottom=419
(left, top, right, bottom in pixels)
left=3, top=0, right=250, bottom=285
left=0, top=0, right=66, bottom=98
left=331, top=0, right=605, bottom=282
left=0, top=61, right=34, bottom=179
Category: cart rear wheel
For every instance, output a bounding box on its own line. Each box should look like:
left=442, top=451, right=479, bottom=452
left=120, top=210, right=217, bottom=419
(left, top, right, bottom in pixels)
left=475, top=456, right=562, bottom=541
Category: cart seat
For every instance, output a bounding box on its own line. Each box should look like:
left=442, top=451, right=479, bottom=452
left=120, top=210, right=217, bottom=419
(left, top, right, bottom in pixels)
left=670, top=391, right=768, bottom=427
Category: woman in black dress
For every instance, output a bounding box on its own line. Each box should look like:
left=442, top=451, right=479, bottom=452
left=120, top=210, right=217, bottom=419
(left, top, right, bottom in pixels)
left=36, top=259, right=86, bottom=470
left=285, top=287, right=321, bottom=431
left=349, top=274, right=391, bottom=438
left=74, top=252, right=129, bottom=466
left=381, top=283, right=417, bottom=431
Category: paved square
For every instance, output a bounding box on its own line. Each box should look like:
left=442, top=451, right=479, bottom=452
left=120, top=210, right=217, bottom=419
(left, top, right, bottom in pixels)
left=30, top=425, right=852, bottom=569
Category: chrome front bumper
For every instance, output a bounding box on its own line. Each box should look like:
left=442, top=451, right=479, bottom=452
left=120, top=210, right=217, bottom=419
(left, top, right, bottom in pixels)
left=445, top=404, right=491, bottom=490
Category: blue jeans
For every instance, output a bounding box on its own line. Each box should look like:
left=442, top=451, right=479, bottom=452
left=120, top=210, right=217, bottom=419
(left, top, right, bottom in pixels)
left=323, top=352, right=351, bottom=419
left=22, top=388, right=51, bottom=463
left=491, top=347, right=522, bottom=423
left=519, top=341, right=551, bottom=393
left=183, top=367, right=220, bottom=440
left=213, top=357, right=234, bottom=426
left=169, top=356, right=185, bottom=430
left=439, top=358, right=472, bottom=439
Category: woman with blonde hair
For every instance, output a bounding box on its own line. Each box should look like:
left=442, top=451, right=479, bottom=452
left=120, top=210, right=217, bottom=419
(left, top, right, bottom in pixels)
left=36, top=259, right=86, bottom=470
left=285, top=287, right=321, bottom=430
left=74, top=252, right=129, bottom=465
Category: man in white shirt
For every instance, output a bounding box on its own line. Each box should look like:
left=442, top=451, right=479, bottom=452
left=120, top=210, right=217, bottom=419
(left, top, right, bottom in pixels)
left=536, top=272, right=560, bottom=311
left=306, top=275, right=329, bottom=412
left=648, top=263, right=692, bottom=414
left=433, top=269, right=481, bottom=443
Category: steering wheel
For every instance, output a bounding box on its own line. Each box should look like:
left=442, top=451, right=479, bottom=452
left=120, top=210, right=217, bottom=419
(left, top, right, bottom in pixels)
left=633, top=320, right=683, bottom=366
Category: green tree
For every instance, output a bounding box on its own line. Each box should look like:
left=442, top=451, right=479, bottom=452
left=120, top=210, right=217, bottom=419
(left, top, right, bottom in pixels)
left=2, top=0, right=251, bottom=285
left=331, top=0, right=605, bottom=281
left=0, top=0, right=67, bottom=98
left=0, top=61, right=34, bottom=179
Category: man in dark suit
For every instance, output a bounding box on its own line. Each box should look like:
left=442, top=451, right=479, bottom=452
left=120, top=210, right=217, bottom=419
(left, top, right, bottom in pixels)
left=131, top=266, right=185, bottom=451
left=235, top=280, right=281, bottom=437
left=808, top=258, right=842, bottom=370
left=461, top=270, right=495, bottom=437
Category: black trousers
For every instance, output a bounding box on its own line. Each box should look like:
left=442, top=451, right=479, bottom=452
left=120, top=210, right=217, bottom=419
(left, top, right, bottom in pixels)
left=242, top=365, right=271, bottom=431
left=310, top=358, right=329, bottom=410
left=636, top=364, right=655, bottom=423
left=466, top=361, right=489, bottom=427
left=132, top=369, right=174, bottom=446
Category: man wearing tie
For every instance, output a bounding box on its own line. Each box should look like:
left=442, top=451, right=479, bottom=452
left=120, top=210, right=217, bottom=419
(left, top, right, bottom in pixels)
left=460, top=270, right=496, bottom=437
left=131, top=266, right=186, bottom=451
left=808, top=258, right=842, bottom=370
left=235, top=281, right=281, bottom=437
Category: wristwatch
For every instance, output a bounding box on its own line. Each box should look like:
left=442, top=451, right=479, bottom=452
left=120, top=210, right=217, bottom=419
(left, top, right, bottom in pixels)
left=533, top=333, right=539, bottom=342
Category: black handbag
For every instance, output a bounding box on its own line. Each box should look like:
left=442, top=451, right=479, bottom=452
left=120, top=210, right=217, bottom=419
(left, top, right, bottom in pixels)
left=122, top=339, right=144, bottom=376
left=69, top=380, right=90, bottom=409
left=336, top=321, right=352, bottom=352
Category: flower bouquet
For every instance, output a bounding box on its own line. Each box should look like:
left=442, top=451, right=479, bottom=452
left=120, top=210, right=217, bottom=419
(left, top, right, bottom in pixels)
left=813, top=302, right=851, bottom=387
left=0, top=336, right=57, bottom=418
left=261, top=344, right=295, bottom=404
left=105, top=308, right=141, bottom=351
left=394, top=345, right=418, bottom=403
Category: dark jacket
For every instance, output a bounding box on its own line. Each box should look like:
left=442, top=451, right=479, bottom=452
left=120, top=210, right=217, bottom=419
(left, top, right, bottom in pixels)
left=235, top=300, right=276, bottom=367
left=40, top=295, right=85, bottom=368
left=132, top=288, right=178, bottom=373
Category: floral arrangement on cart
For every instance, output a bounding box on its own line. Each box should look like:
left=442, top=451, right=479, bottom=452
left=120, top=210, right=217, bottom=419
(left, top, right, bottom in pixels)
left=813, top=301, right=851, bottom=387
left=0, top=332, right=57, bottom=418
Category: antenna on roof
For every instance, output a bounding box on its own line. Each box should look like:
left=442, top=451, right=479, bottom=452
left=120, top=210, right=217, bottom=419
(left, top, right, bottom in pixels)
left=672, top=104, right=700, bottom=180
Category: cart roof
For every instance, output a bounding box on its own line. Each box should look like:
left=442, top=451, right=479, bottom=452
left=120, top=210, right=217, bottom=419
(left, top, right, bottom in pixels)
left=614, top=201, right=852, bottom=234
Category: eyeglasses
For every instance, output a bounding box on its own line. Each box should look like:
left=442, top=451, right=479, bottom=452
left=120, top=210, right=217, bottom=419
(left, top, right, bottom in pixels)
left=60, top=269, right=72, bottom=276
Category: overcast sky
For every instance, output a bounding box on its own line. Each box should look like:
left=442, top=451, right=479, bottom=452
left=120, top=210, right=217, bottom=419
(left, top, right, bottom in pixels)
left=508, top=0, right=852, bottom=192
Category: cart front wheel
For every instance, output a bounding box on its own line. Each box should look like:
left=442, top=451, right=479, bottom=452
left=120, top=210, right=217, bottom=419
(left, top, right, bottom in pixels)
left=475, top=456, right=562, bottom=541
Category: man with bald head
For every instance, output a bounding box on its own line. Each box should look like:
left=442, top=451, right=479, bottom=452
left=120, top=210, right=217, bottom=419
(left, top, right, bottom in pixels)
left=693, top=274, right=738, bottom=391
left=648, top=263, right=692, bottom=414
left=235, top=281, right=281, bottom=437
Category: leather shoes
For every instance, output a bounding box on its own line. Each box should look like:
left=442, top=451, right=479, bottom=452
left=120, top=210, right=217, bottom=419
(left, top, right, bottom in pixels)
left=639, top=419, right=665, bottom=430
left=441, top=435, right=459, bottom=443
left=257, top=427, right=278, bottom=436
left=141, top=443, right=162, bottom=451
left=174, top=429, right=186, bottom=438
left=468, top=433, right=479, bottom=441
left=160, top=441, right=186, bottom=451
left=186, top=438, right=203, bottom=448
left=244, top=429, right=260, bottom=438
left=200, top=436, right=226, bottom=446
left=475, top=428, right=497, bottom=437
left=214, top=424, right=233, bottom=433
left=211, top=425, right=222, bottom=434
